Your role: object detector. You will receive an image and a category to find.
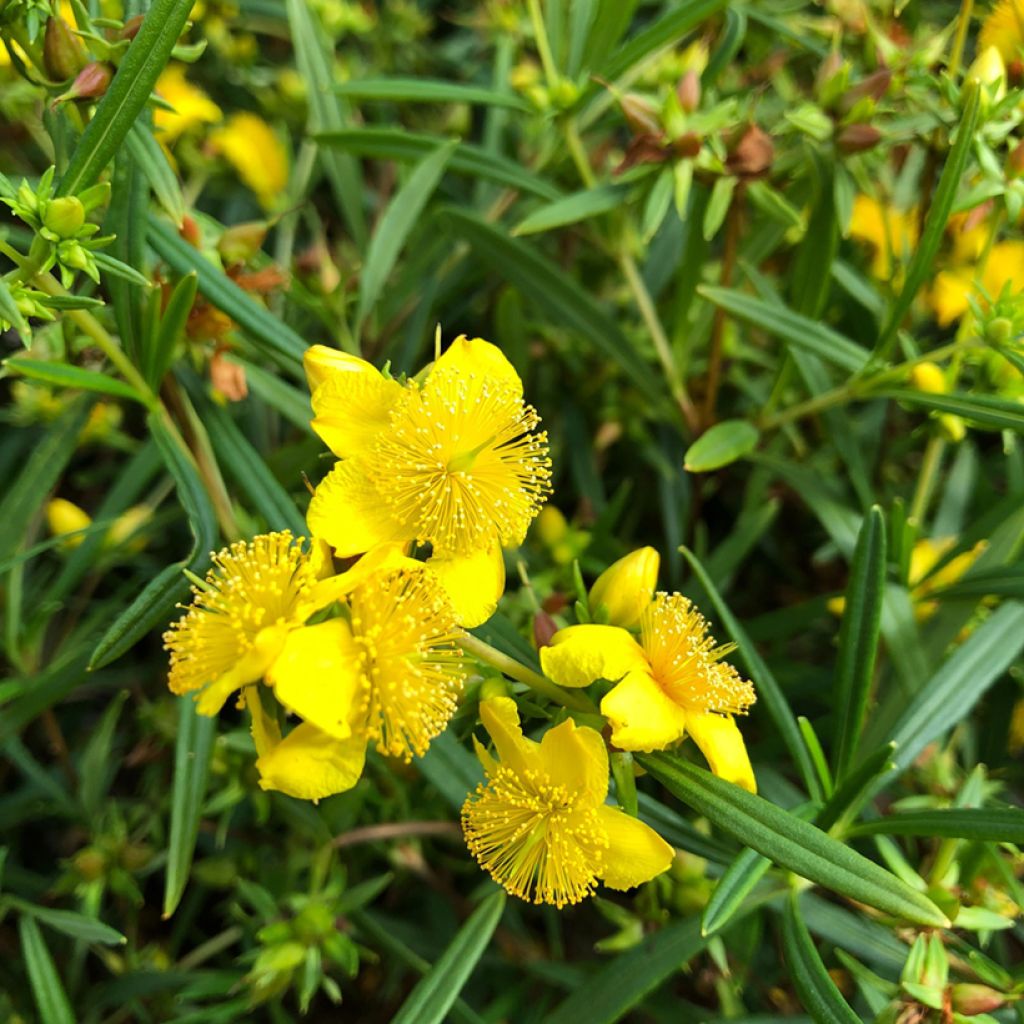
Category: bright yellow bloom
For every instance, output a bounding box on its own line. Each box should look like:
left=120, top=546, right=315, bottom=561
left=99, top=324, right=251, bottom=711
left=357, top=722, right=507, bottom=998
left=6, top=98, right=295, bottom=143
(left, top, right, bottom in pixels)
left=46, top=497, right=91, bottom=549
left=153, top=64, right=222, bottom=143
left=980, top=0, right=1024, bottom=64
left=256, top=563, right=466, bottom=800
left=210, top=112, right=289, bottom=210
left=462, top=697, right=674, bottom=907
left=306, top=336, right=552, bottom=627
left=968, top=44, right=1009, bottom=101
left=163, top=531, right=324, bottom=715
left=589, top=547, right=659, bottom=627
left=909, top=537, right=987, bottom=619
left=848, top=195, right=918, bottom=281
left=930, top=241, right=1024, bottom=326
left=541, top=594, right=757, bottom=792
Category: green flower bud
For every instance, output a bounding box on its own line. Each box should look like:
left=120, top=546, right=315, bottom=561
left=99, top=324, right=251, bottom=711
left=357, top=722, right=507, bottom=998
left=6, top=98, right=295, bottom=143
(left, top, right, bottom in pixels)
left=43, top=196, right=85, bottom=238
left=43, top=16, right=87, bottom=81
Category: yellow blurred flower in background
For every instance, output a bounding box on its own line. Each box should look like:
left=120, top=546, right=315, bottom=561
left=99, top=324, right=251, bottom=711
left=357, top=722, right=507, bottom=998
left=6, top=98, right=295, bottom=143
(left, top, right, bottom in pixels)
left=210, top=112, right=289, bottom=210
left=930, top=241, right=1024, bottom=326
left=979, top=0, right=1024, bottom=64
left=154, top=63, right=223, bottom=142
left=848, top=194, right=918, bottom=281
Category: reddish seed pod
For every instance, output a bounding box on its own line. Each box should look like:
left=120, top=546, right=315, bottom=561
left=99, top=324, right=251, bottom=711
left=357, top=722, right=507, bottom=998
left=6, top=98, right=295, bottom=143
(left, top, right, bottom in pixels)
left=726, top=124, right=774, bottom=176
left=836, top=123, right=882, bottom=154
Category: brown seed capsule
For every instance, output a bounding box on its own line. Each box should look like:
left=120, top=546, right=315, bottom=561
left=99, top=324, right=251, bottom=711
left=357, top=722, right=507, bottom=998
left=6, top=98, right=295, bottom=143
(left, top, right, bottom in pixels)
left=43, top=16, right=87, bottom=81
left=950, top=984, right=1006, bottom=1016
left=677, top=69, right=701, bottom=113
left=839, top=68, right=892, bottom=112
left=58, top=61, right=112, bottom=103
left=1008, top=139, right=1024, bottom=178
left=836, top=123, right=882, bottom=154
left=725, top=124, right=774, bottom=176
left=533, top=610, right=559, bottom=650
left=621, top=93, right=661, bottom=135
left=119, top=14, right=144, bottom=39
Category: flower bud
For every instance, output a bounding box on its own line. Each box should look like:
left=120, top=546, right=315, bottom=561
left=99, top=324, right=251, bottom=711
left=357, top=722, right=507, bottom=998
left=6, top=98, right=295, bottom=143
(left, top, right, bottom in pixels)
left=1008, top=139, right=1024, bottom=178
left=217, top=220, right=268, bottom=264
left=938, top=413, right=966, bottom=443
left=672, top=132, right=702, bottom=158
left=119, top=14, right=144, bottom=39
left=836, top=123, right=882, bottom=154
left=910, top=361, right=947, bottom=394
left=968, top=45, right=1007, bottom=103
left=950, top=984, right=1006, bottom=1015
left=42, top=196, right=85, bottom=238
left=550, top=77, right=580, bottom=110
left=211, top=350, right=249, bottom=401
left=986, top=316, right=1013, bottom=344
left=43, top=16, right=87, bottom=81
left=73, top=846, right=108, bottom=881
left=589, top=547, right=659, bottom=628
left=725, top=125, right=774, bottom=177
left=303, top=344, right=373, bottom=392
left=46, top=497, right=91, bottom=549
left=105, top=504, right=151, bottom=552
left=479, top=676, right=510, bottom=701
left=676, top=69, right=701, bottom=113
left=56, top=61, right=112, bottom=105
left=533, top=609, right=559, bottom=649
left=838, top=68, right=892, bottom=113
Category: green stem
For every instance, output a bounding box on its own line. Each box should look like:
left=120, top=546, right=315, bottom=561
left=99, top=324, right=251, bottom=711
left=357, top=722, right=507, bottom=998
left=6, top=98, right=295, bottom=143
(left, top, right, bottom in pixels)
left=527, top=0, right=559, bottom=89
left=459, top=633, right=597, bottom=713
left=947, top=0, right=975, bottom=79
left=909, top=435, right=946, bottom=525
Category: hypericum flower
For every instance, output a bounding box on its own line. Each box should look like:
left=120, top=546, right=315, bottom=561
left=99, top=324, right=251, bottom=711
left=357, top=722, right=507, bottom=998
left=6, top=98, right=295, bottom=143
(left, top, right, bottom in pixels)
left=968, top=44, right=1009, bottom=100
left=930, top=242, right=1024, bottom=326
left=589, top=547, right=659, bottom=627
left=848, top=195, right=918, bottom=282
left=980, top=0, right=1024, bottom=65
left=306, top=335, right=552, bottom=627
left=461, top=697, right=674, bottom=907
left=541, top=593, right=757, bottom=792
left=164, top=531, right=323, bottom=715
left=46, top=497, right=91, bottom=550
left=252, top=561, right=466, bottom=801
left=210, top=112, right=289, bottom=210
left=153, top=64, right=222, bottom=143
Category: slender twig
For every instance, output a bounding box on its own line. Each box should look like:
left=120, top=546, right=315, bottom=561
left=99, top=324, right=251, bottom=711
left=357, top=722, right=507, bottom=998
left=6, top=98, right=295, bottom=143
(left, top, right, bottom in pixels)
left=332, top=821, right=462, bottom=849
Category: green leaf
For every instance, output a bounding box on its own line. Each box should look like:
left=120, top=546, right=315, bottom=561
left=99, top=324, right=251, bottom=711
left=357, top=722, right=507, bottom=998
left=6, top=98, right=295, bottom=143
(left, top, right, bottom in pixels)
left=849, top=807, right=1024, bottom=842
left=641, top=752, right=949, bottom=927
left=600, top=0, right=727, bottom=81
left=92, top=250, right=152, bottom=287
left=781, top=893, right=863, bottom=1024
left=684, top=419, right=759, bottom=472
left=878, top=388, right=1024, bottom=432
left=357, top=139, right=457, bottom=331
left=698, top=286, right=870, bottom=373
left=286, top=0, right=367, bottom=247
left=4, top=357, right=145, bottom=402
left=832, top=507, right=886, bottom=781
left=701, top=846, right=772, bottom=937
left=417, top=729, right=483, bottom=811
left=0, top=398, right=92, bottom=566
left=815, top=742, right=896, bottom=832
left=513, top=185, right=629, bottom=236
left=679, top=546, right=821, bottom=799
left=163, top=696, right=217, bottom=919
left=19, top=915, right=74, bottom=1024
left=317, top=127, right=562, bottom=200
left=390, top=889, right=505, bottom=1024
left=126, top=124, right=184, bottom=226
left=57, top=0, right=196, bottom=196
left=875, top=83, right=981, bottom=358
left=335, top=77, right=530, bottom=109
left=0, top=278, right=31, bottom=339
left=89, top=412, right=218, bottom=669
left=144, top=271, right=197, bottom=388
left=79, top=691, right=128, bottom=819
left=441, top=209, right=663, bottom=398
left=885, top=602, right=1024, bottom=775
left=148, top=218, right=306, bottom=371
left=8, top=898, right=125, bottom=946
left=234, top=357, right=314, bottom=432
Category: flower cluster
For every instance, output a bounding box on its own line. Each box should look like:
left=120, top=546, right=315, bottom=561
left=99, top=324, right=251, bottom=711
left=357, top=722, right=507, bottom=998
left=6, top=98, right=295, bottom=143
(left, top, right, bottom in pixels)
left=165, top=332, right=756, bottom=907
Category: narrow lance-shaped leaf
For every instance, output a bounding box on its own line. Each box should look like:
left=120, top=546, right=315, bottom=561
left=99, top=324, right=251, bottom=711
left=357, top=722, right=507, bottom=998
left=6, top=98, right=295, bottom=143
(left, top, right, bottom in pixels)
left=832, top=506, right=886, bottom=780
left=58, top=0, right=196, bottom=195
left=19, top=915, right=75, bottom=1024
left=390, top=889, right=506, bottom=1024
left=849, top=807, right=1024, bottom=843
left=641, top=752, right=949, bottom=928
left=334, top=77, right=530, bottom=109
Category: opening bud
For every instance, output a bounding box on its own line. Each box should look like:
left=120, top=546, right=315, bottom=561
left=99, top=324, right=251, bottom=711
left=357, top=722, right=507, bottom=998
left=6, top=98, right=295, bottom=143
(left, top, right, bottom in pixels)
left=589, top=546, right=659, bottom=628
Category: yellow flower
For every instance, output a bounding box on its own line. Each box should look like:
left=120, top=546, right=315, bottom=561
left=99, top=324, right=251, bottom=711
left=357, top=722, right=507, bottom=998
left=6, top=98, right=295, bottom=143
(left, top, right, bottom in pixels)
left=210, top=112, right=289, bottom=210
left=256, top=563, right=466, bottom=800
left=980, top=0, right=1024, bottom=64
left=589, top=547, right=659, bottom=628
left=306, top=336, right=552, bottom=627
left=909, top=537, right=987, bottom=620
left=968, top=44, right=1009, bottom=101
left=930, top=241, right=1024, bottom=326
left=541, top=594, right=757, bottom=792
left=153, top=64, right=222, bottom=143
left=848, top=195, right=918, bottom=281
left=46, top=497, right=91, bottom=549
left=163, top=532, right=324, bottom=715
left=461, top=697, right=674, bottom=907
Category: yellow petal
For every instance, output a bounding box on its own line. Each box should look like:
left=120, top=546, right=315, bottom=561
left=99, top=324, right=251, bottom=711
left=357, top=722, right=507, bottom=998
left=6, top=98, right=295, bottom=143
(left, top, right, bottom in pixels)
left=309, top=356, right=403, bottom=458
left=479, top=696, right=538, bottom=774
left=305, top=542, right=421, bottom=609
left=256, top=723, right=367, bottom=802
left=540, top=624, right=649, bottom=689
left=930, top=269, right=973, bottom=326
left=244, top=686, right=281, bottom=758
left=685, top=712, right=757, bottom=793
left=595, top=805, right=675, bottom=890
left=266, top=620, right=362, bottom=738
left=427, top=540, right=505, bottom=628
left=600, top=671, right=688, bottom=752
left=539, top=717, right=609, bottom=805
left=304, top=345, right=373, bottom=391
left=192, top=645, right=271, bottom=715
left=589, top=547, right=659, bottom=628
left=307, top=459, right=409, bottom=557
left=430, top=334, right=522, bottom=399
